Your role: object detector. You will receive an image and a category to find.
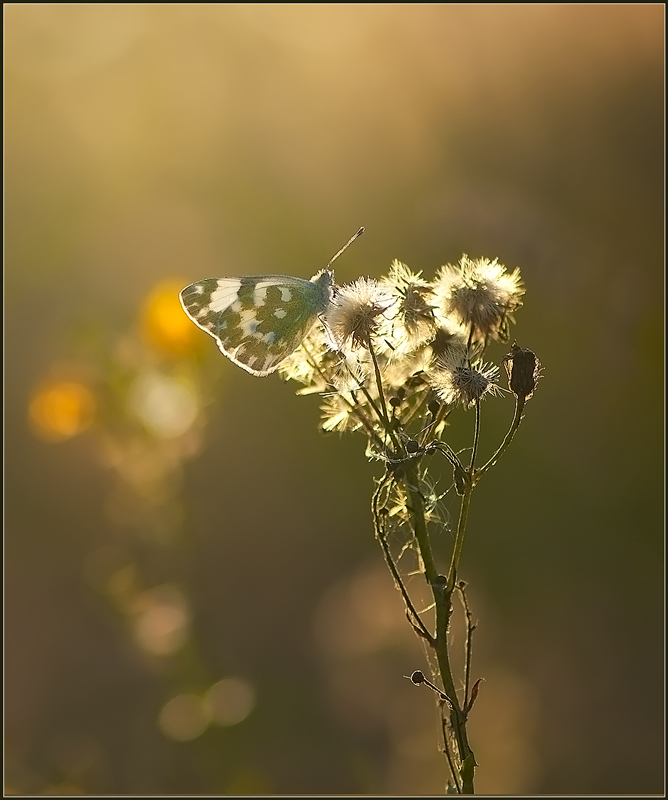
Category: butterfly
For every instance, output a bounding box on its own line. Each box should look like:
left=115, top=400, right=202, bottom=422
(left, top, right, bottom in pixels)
left=179, top=270, right=335, bottom=376
left=179, top=228, right=364, bottom=376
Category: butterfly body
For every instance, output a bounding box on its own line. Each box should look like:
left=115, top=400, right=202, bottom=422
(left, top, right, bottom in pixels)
left=180, top=270, right=334, bottom=376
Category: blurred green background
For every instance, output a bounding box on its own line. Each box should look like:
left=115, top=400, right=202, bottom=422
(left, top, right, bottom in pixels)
left=5, top=5, right=663, bottom=795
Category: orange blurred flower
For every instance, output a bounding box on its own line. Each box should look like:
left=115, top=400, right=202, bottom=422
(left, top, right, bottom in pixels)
left=141, top=280, right=202, bottom=356
left=28, top=380, right=96, bottom=441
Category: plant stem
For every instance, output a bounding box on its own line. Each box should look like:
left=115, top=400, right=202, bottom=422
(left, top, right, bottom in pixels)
left=446, top=477, right=473, bottom=593
left=441, top=715, right=463, bottom=794
left=456, top=583, right=476, bottom=711
left=368, top=341, right=402, bottom=452
left=432, top=578, right=475, bottom=793
left=403, top=460, right=438, bottom=585
left=401, top=460, right=476, bottom=793
left=372, top=472, right=433, bottom=643
left=470, top=400, right=481, bottom=469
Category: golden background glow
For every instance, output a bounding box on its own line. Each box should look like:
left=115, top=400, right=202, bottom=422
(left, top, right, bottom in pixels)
left=5, top=5, right=663, bottom=795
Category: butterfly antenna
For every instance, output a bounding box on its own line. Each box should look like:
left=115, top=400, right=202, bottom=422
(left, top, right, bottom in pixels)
left=327, top=227, right=365, bottom=268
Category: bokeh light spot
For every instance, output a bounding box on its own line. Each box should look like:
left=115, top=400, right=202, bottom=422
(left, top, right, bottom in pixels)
left=205, top=677, right=256, bottom=727
left=132, top=584, right=190, bottom=656
left=158, top=694, right=208, bottom=742
left=313, top=565, right=408, bottom=658
left=141, top=280, right=202, bottom=356
left=28, top=380, right=95, bottom=442
left=128, top=371, right=198, bottom=439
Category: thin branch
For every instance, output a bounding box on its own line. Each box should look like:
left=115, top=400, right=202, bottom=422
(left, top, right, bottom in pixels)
left=469, top=400, right=481, bottom=470
left=446, top=478, right=472, bottom=593
left=368, top=339, right=402, bottom=452
left=456, top=581, right=477, bottom=713
left=428, top=440, right=465, bottom=473
left=441, top=712, right=462, bottom=794
left=372, top=472, right=433, bottom=644
left=300, top=340, right=381, bottom=445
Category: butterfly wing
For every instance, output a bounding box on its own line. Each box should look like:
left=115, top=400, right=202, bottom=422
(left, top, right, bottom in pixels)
left=180, top=273, right=333, bottom=376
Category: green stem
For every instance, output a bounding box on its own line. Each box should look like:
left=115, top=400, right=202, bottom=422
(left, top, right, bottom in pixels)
left=441, top=402, right=479, bottom=594
left=446, top=479, right=473, bottom=593
left=457, top=583, right=476, bottom=712
left=402, top=460, right=475, bottom=793
left=420, top=401, right=451, bottom=449
left=470, top=400, right=481, bottom=470
left=403, top=460, right=438, bottom=585
left=432, top=579, right=475, bottom=793
left=356, top=383, right=395, bottom=449
left=430, top=440, right=465, bottom=474
left=367, top=340, right=402, bottom=452
left=441, top=715, right=463, bottom=794
left=372, top=472, right=433, bottom=643
left=300, top=340, right=380, bottom=443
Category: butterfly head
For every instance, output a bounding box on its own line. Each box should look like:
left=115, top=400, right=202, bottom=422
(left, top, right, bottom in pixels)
left=310, top=268, right=335, bottom=299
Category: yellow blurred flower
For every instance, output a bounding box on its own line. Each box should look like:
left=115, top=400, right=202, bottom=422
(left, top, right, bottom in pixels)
left=28, top=380, right=96, bottom=441
left=141, top=280, right=202, bottom=356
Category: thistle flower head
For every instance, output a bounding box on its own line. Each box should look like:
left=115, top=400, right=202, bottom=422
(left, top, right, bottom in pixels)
left=325, top=278, right=395, bottom=352
left=380, top=347, right=432, bottom=396
left=271, top=251, right=528, bottom=449
left=329, top=349, right=374, bottom=392
left=433, top=255, right=523, bottom=342
left=429, top=346, right=501, bottom=408
left=379, top=261, right=437, bottom=355
left=429, top=320, right=470, bottom=362
left=320, top=392, right=366, bottom=433
left=278, top=326, right=332, bottom=392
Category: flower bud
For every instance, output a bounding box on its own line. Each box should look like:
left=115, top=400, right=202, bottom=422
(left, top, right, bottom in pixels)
left=503, top=342, right=540, bottom=401
left=410, top=670, right=426, bottom=685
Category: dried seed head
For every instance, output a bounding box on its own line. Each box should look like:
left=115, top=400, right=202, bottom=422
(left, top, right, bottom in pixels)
left=326, top=278, right=395, bottom=351
left=429, top=346, right=501, bottom=408
left=278, top=326, right=331, bottom=388
left=429, top=320, right=469, bottom=361
left=320, top=392, right=365, bottom=433
left=380, top=261, right=438, bottom=354
left=433, top=255, right=524, bottom=342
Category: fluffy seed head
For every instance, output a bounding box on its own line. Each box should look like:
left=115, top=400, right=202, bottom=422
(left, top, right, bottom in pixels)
left=433, top=255, right=524, bottom=342
left=325, top=278, right=395, bottom=351
left=379, top=261, right=437, bottom=354
left=429, top=346, right=501, bottom=407
left=429, top=320, right=469, bottom=361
